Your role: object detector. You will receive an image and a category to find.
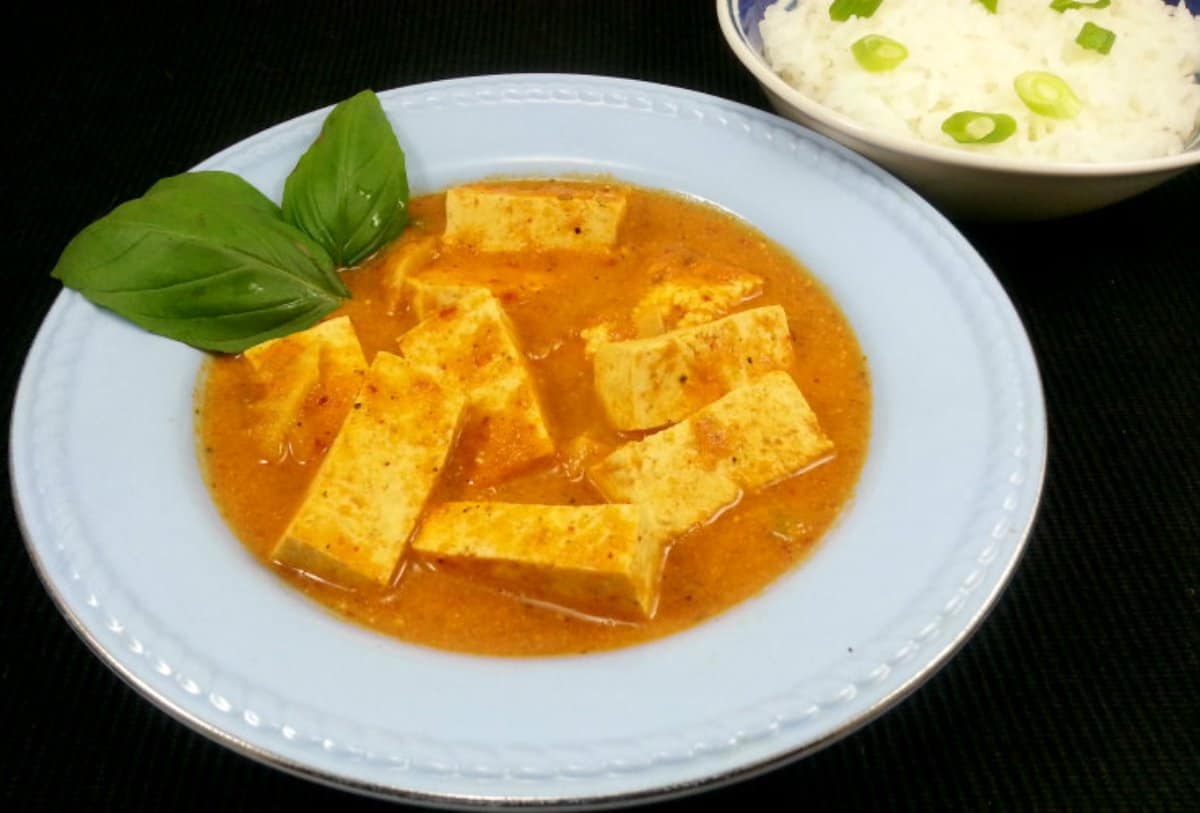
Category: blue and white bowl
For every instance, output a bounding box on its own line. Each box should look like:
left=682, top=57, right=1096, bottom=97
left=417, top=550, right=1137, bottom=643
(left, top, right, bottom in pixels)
left=718, top=0, right=1200, bottom=220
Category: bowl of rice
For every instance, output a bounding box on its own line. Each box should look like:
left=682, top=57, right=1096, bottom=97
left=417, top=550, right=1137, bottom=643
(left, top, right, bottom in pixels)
left=718, top=0, right=1200, bottom=220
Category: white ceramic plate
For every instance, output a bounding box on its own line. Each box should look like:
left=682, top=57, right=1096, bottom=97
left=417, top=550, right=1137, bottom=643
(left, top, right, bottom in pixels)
left=11, top=75, right=1045, bottom=808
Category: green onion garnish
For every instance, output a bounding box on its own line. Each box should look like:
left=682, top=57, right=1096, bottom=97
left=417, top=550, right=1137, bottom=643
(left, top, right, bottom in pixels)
left=1075, top=21, right=1116, bottom=54
left=1014, top=71, right=1082, bottom=118
left=941, top=112, right=1017, bottom=144
left=829, top=0, right=884, bottom=22
left=1050, top=0, right=1110, bottom=11
left=975, top=0, right=998, bottom=12
left=851, top=35, right=908, bottom=72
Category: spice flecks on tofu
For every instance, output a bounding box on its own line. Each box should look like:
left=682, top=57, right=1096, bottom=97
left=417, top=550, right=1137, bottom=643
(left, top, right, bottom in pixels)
left=592, top=304, right=794, bottom=431
left=588, top=371, right=833, bottom=550
left=397, top=287, right=555, bottom=484
left=242, top=315, right=368, bottom=460
left=413, top=502, right=660, bottom=619
left=271, top=351, right=467, bottom=587
left=443, top=182, right=627, bottom=252
left=404, top=277, right=489, bottom=319
left=632, top=265, right=763, bottom=336
left=581, top=270, right=764, bottom=359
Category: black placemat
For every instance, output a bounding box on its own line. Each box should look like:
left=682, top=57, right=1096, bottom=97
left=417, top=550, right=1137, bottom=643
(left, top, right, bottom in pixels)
left=4, top=3, right=1197, bottom=810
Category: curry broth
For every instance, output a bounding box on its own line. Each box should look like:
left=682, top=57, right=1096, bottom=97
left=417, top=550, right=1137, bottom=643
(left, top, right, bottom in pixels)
left=198, top=181, right=870, bottom=656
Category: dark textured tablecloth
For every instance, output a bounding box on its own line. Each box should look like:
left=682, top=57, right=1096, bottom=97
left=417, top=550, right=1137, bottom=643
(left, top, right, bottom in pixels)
left=4, top=3, right=1197, bottom=810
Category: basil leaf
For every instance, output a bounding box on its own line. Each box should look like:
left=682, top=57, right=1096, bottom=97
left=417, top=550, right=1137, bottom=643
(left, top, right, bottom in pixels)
left=283, top=89, right=409, bottom=267
left=145, top=171, right=282, bottom=215
left=51, top=171, right=349, bottom=353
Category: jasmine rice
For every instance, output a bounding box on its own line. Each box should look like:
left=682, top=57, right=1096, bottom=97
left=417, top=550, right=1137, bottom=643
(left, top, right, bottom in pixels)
left=759, top=0, right=1200, bottom=162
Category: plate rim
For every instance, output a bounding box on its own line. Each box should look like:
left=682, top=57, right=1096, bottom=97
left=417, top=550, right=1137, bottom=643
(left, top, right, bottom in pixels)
left=11, top=72, right=1047, bottom=809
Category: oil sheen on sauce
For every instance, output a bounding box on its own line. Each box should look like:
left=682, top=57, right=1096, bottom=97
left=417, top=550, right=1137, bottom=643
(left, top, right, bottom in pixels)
left=197, top=181, right=871, bottom=657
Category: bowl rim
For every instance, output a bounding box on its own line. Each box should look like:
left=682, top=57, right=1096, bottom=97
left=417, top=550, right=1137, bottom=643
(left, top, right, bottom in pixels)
left=717, top=0, right=1200, bottom=178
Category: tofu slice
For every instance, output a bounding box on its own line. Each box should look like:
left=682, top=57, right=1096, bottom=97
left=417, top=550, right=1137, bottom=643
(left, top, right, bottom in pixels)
left=405, top=277, right=488, bottom=319
left=592, top=305, right=794, bottom=431
left=397, top=288, right=554, bottom=484
left=579, top=321, right=627, bottom=360
left=412, top=503, right=660, bottom=619
left=444, top=182, right=626, bottom=252
left=381, top=236, right=439, bottom=313
left=242, top=316, right=368, bottom=460
left=581, top=270, right=763, bottom=360
left=632, top=271, right=763, bottom=336
left=272, top=352, right=468, bottom=587
left=588, top=371, right=833, bottom=549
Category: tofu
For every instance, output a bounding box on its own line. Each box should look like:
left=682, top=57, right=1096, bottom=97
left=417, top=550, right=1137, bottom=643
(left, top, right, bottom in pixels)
left=588, top=371, right=833, bottom=549
left=406, top=271, right=555, bottom=318
left=579, top=321, right=626, bottom=360
left=405, top=277, right=487, bottom=319
left=242, top=316, right=368, bottom=459
left=444, top=182, right=626, bottom=252
left=592, top=305, right=794, bottom=431
left=581, top=271, right=763, bottom=360
left=412, top=503, right=660, bottom=619
left=632, top=271, right=763, bottom=336
left=272, top=351, right=467, bottom=587
left=381, top=237, right=439, bottom=312
left=397, top=288, right=555, bottom=484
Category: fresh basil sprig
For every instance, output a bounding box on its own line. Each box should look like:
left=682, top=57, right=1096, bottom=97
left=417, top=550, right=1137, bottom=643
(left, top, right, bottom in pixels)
left=51, top=171, right=349, bottom=353
left=283, top=89, right=410, bottom=267
left=52, top=89, right=412, bottom=353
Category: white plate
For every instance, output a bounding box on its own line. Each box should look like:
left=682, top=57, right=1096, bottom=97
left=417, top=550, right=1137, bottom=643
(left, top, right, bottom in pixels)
left=11, top=75, right=1045, bottom=807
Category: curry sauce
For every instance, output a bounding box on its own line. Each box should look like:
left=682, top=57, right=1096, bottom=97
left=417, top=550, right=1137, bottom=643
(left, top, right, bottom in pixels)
left=197, top=181, right=871, bottom=656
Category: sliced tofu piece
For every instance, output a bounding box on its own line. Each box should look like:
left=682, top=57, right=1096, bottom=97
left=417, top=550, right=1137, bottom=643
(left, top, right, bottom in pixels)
left=588, top=371, right=833, bottom=549
left=632, top=271, right=763, bottom=336
left=581, top=270, right=763, bottom=360
left=406, top=270, right=554, bottom=317
left=381, top=237, right=439, bottom=313
left=592, top=305, right=794, bottom=431
left=444, top=182, right=626, bottom=252
left=245, top=342, right=320, bottom=457
left=412, top=503, right=660, bottom=619
left=579, top=321, right=626, bottom=360
left=242, top=316, right=368, bottom=460
left=405, top=277, right=488, bottom=319
left=272, top=351, right=467, bottom=587
left=397, top=288, right=555, bottom=484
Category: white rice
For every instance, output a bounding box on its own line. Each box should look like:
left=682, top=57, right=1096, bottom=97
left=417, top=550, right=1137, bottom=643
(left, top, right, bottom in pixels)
left=759, top=0, right=1200, bottom=161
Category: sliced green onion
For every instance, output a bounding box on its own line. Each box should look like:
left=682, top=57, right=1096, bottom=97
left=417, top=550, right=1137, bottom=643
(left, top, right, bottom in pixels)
left=1050, top=0, right=1110, bottom=11
left=975, top=0, right=998, bottom=12
left=1075, top=21, right=1116, bottom=54
left=941, top=112, right=1017, bottom=144
left=851, top=35, right=908, bottom=72
left=1014, top=71, right=1082, bottom=118
left=829, top=0, right=883, bottom=22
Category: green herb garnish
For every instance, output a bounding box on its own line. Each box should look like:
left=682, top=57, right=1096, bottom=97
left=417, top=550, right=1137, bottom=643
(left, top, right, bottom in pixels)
left=1014, top=71, right=1083, bottom=118
left=829, top=0, right=883, bottom=22
left=283, top=90, right=410, bottom=268
left=941, top=112, right=1018, bottom=144
left=51, top=172, right=348, bottom=353
left=851, top=35, right=908, bottom=72
left=1075, top=21, right=1116, bottom=54
left=51, top=90, right=410, bottom=353
left=1050, top=0, right=1111, bottom=11
left=975, top=0, right=998, bottom=12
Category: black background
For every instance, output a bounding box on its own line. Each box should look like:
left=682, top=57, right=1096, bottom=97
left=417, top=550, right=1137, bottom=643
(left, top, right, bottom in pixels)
left=4, top=2, right=1197, bottom=810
